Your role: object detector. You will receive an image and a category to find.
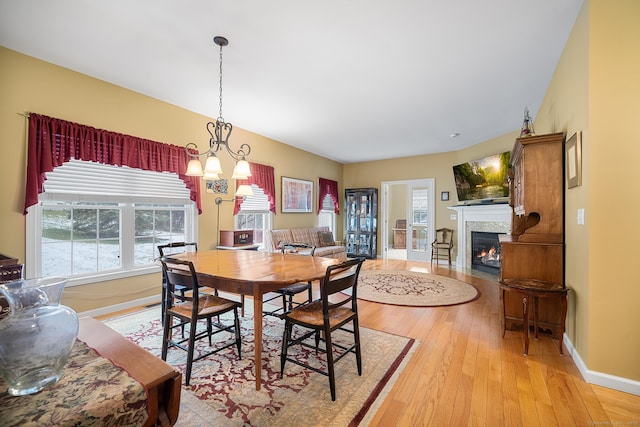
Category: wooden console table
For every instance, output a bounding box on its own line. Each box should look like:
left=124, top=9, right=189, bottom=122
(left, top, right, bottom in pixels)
left=79, top=317, right=182, bottom=426
left=499, top=278, right=568, bottom=355
left=0, top=317, right=181, bottom=426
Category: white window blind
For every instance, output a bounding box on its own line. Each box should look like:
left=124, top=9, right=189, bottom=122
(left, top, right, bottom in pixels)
left=43, top=159, right=191, bottom=201
left=238, top=185, right=269, bottom=211
left=318, top=194, right=336, bottom=232
left=321, top=194, right=334, bottom=210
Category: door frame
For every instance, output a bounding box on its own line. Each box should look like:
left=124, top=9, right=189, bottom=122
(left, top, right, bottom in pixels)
left=381, top=178, right=435, bottom=261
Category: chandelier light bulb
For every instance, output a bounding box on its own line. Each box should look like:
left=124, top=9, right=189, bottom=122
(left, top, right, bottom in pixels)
left=231, top=159, right=252, bottom=179
left=204, top=155, right=223, bottom=175
left=186, top=158, right=204, bottom=176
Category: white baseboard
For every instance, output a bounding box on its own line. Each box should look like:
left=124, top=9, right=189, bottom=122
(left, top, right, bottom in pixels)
left=77, top=294, right=161, bottom=319
left=563, top=334, right=640, bottom=396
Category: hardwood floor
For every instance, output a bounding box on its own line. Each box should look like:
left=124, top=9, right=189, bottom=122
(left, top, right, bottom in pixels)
left=98, top=257, right=640, bottom=426
left=359, top=258, right=640, bottom=426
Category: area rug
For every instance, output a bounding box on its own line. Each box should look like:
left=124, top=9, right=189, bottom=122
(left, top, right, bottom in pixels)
left=356, top=270, right=479, bottom=306
left=103, top=307, right=415, bottom=426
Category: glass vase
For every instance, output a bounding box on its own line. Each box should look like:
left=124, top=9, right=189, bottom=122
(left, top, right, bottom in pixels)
left=0, top=277, right=79, bottom=396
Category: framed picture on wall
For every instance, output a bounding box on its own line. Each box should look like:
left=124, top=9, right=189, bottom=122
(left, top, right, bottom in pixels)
left=206, top=179, right=228, bottom=194
left=441, top=191, right=450, bottom=201
left=566, top=131, right=582, bottom=188
left=282, top=177, right=313, bottom=213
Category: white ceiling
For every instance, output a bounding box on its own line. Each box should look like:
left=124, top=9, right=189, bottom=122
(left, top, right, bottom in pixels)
left=0, top=0, right=583, bottom=163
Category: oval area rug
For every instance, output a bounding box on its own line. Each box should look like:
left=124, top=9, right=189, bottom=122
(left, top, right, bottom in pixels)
left=356, top=270, right=479, bottom=306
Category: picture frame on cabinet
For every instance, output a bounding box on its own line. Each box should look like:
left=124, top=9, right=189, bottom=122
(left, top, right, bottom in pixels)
left=282, top=177, right=313, bottom=213
left=441, top=191, right=450, bottom=201
left=566, top=131, right=582, bottom=188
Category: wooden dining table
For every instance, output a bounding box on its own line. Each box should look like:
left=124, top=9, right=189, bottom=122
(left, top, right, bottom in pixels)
left=170, top=249, right=343, bottom=390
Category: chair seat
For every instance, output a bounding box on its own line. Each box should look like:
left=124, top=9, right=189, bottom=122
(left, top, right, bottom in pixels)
left=275, top=282, right=311, bottom=296
left=169, top=295, right=241, bottom=319
left=264, top=242, right=316, bottom=316
left=432, top=242, right=451, bottom=249
left=285, top=301, right=355, bottom=328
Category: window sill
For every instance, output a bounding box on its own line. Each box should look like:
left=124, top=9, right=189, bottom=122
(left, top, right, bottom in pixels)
left=64, top=265, right=160, bottom=287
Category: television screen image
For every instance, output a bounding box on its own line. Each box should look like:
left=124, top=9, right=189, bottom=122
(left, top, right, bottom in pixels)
left=452, top=151, right=510, bottom=204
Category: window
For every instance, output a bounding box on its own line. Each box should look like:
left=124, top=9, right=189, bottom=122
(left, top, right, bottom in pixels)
left=318, top=194, right=337, bottom=234
left=134, top=204, right=188, bottom=264
left=412, top=188, right=429, bottom=225
left=234, top=184, right=272, bottom=250
left=27, top=160, right=197, bottom=285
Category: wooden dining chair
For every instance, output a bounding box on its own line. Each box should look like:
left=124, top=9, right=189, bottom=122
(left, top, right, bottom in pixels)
left=263, top=243, right=315, bottom=317
left=159, top=257, right=242, bottom=386
left=431, top=228, right=454, bottom=266
left=158, top=242, right=199, bottom=335
left=280, top=256, right=365, bottom=401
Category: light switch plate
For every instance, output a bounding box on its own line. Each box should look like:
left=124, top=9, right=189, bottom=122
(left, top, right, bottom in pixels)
left=577, top=208, right=585, bottom=225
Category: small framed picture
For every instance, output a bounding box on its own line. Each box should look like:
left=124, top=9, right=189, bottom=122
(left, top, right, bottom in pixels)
left=206, top=179, right=228, bottom=194
left=441, top=191, right=449, bottom=201
left=566, top=131, right=582, bottom=188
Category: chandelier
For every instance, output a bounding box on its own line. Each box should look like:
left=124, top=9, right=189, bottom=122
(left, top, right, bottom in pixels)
left=186, top=36, right=252, bottom=183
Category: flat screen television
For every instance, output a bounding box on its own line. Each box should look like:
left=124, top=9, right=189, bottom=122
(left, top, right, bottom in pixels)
left=452, top=151, right=510, bottom=204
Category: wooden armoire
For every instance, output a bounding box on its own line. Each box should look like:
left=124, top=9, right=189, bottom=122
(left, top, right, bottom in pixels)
left=499, top=132, right=566, bottom=338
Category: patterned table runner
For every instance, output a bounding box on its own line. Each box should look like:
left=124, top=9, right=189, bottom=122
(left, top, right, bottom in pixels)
left=0, top=339, right=149, bottom=427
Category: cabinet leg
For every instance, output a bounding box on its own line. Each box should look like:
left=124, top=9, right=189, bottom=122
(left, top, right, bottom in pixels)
left=533, top=295, right=539, bottom=339
left=559, top=294, right=567, bottom=355
left=500, top=289, right=506, bottom=338
left=522, top=295, right=529, bottom=355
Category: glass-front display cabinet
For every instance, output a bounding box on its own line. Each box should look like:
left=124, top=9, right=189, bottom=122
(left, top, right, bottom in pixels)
left=344, top=188, right=377, bottom=259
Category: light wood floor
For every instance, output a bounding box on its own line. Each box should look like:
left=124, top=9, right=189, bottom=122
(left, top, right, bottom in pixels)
left=359, top=258, right=640, bottom=426
left=99, top=258, right=640, bottom=426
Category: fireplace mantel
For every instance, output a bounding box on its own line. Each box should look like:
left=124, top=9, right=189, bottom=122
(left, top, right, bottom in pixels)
left=448, top=204, right=512, bottom=269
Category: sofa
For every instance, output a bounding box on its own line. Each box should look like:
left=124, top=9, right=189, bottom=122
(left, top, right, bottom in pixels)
left=268, top=227, right=347, bottom=259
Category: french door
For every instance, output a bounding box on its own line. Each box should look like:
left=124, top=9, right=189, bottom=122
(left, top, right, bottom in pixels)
left=381, top=179, right=434, bottom=262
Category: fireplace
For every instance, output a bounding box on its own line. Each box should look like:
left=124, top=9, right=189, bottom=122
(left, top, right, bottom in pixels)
left=448, top=204, right=511, bottom=269
left=471, top=231, right=504, bottom=274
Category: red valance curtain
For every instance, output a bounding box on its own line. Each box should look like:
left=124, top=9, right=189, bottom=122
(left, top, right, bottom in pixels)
left=24, top=113, right=202, bottom=214
left=318, top=178, right=340, bottom=214
left=234, top=163, right=276, bottom=215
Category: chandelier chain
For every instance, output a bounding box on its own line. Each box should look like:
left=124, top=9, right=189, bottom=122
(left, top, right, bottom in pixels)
left=218, top=42, right=224, bottom=122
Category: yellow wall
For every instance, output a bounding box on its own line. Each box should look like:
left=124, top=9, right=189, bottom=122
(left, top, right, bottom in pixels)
left=588, top=0, right=640, bottom=380
left=534, top=0, right=590, bottom=363
left=0, top=46, right=342, bottom=313
left=389, top=186, right=407, bottom=244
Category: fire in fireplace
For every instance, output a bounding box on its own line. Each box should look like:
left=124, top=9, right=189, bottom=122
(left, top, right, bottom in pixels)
left=471, top=231, right=504, bottom=274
